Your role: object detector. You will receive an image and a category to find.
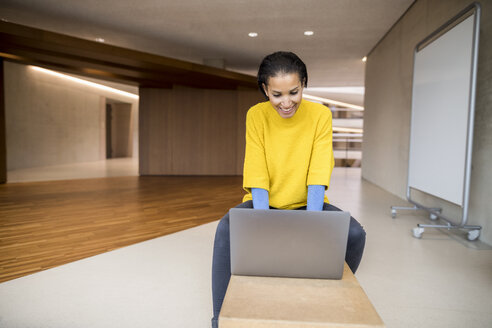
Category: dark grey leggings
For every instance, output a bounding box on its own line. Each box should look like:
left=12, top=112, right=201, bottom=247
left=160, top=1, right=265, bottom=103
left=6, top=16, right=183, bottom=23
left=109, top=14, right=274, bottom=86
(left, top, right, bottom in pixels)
left=210, top=200, right=366, bottom=328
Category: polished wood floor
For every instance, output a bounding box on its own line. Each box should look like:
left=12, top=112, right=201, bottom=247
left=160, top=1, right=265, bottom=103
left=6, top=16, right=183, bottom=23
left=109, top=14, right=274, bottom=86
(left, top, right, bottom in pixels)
left=0, top=176, right=244, bottom=283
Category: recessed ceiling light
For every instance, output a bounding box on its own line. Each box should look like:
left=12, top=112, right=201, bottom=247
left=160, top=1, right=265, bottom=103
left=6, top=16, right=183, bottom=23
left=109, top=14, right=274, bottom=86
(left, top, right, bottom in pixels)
left=304, top=31, right=314, bottom=36
left=248, top=32, right=258, bottom=38
left=362, top=56, right=367, bottom=62
left=95, top=38, right=105, bottom=43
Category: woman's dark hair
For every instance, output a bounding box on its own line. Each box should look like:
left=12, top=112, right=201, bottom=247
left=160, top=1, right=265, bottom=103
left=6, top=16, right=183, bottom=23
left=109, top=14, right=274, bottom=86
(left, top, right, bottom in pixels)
left=257, top=51, right=308, bottom=99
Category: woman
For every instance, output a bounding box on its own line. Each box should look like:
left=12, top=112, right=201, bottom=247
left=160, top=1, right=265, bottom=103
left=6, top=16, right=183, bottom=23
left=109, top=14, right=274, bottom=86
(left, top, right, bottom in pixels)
left=211, top=51, right=366, bottom=327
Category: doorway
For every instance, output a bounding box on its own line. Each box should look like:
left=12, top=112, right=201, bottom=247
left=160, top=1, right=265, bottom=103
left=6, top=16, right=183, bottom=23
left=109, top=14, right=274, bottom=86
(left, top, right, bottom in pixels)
left=105, top=100, right=133, bottom=159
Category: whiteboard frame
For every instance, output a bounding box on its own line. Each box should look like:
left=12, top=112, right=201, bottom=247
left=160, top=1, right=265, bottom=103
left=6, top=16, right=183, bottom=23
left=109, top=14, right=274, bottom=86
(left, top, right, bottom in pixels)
left=406, top=2, right=481, bottom=228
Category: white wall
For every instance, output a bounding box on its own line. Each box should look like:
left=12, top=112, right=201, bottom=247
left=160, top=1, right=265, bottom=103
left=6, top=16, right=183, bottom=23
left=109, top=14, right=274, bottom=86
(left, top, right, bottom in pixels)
left=4, top=62, right=139, bottom=170
left=362, top=0, right=492, bottom=244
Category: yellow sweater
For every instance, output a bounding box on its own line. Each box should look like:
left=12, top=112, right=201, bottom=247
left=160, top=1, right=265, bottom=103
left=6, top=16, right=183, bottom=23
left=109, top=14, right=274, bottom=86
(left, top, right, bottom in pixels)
left=242, top=99, right=335, bottom=209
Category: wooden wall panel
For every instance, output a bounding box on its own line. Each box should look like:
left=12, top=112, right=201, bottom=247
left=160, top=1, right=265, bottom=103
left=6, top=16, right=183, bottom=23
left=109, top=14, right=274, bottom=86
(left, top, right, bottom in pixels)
left=200, top=89, right=238, bottom=175
left=0, top=60, right=5, bottom=183
left=169, top=86, right=206, bottom=174
left=139, top=85, right=262, bottom=176
left=139, top=88, right=173, bottom=175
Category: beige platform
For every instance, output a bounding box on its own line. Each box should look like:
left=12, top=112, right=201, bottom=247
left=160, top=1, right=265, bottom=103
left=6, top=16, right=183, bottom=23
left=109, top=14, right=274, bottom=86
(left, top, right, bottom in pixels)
left=219, top=264, right=385, bottom=328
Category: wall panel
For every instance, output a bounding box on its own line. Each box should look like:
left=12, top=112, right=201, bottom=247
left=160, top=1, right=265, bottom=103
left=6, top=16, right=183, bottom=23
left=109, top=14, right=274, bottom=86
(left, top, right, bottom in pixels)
left=138, top=88, right=172, bottom=175
left=139, top=86, right=263, bottom=176
left=200, top=89, right=238, bottom=175
left=0, top=59, right=5, bottom=183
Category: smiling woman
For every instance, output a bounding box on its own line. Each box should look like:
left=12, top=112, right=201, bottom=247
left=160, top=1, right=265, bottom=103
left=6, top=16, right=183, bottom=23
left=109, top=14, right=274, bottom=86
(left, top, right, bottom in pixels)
left=210, top=51, right=367, bottom=328
left=257, top=52, right=308, bottom=118
left=262, top=73, right=303, bottom=118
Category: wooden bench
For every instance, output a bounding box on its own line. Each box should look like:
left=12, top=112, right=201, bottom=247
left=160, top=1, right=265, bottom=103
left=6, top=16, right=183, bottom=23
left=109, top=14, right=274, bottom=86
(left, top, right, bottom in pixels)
left=219, top=264, right=385, bottom=327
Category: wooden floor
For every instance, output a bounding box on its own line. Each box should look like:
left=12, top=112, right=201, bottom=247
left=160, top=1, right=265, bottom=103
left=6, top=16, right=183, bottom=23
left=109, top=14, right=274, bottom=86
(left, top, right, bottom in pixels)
left=0, top=176, right=244, bottom=283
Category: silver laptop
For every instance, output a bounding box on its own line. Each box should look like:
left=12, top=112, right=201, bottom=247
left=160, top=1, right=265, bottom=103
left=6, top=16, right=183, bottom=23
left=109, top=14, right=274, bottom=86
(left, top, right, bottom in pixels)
left=229, top=208, right=350, bottom=279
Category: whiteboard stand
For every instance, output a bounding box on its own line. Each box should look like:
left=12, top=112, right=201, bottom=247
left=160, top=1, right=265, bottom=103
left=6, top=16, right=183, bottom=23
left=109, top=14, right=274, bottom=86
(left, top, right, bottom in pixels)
left=391, top=3, right=482, bottom=241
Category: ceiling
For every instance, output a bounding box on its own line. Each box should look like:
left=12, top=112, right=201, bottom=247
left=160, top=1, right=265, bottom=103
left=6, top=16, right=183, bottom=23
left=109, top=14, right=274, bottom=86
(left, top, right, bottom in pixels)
left=0, top=0, right=414, bottom=105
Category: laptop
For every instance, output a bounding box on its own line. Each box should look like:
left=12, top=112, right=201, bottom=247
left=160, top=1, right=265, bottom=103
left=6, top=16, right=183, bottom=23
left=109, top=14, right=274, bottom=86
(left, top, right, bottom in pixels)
left=229, top=208, right=350, bottom=279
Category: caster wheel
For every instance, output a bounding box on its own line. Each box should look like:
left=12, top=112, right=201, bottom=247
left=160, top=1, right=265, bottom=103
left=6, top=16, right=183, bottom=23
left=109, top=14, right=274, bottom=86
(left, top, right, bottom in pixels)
left=467, top=230, right=480, bottom=241
left=391, top=209, right=397, bottom=219
left=413, top=227, right=424, bottom=239
left=429, top=213, right=438, bottom=220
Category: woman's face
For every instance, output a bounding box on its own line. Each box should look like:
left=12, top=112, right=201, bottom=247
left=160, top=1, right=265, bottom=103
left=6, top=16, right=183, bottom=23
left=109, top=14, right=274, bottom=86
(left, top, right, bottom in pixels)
left=263, top=73, right=303, bottom=119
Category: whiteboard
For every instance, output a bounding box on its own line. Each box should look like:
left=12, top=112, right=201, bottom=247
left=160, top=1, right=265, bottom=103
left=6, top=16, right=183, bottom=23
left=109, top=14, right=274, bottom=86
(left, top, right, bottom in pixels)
left=408, top=15, right=475, bottom=206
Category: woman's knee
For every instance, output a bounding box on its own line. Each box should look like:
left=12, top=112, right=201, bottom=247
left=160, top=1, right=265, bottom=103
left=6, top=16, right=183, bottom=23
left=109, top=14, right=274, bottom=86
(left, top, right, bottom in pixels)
left=348, top=218, right=366, bottom=244
left=322, top=202, right=341, bottom=211
left=237, top=200, right=254, bottom=209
